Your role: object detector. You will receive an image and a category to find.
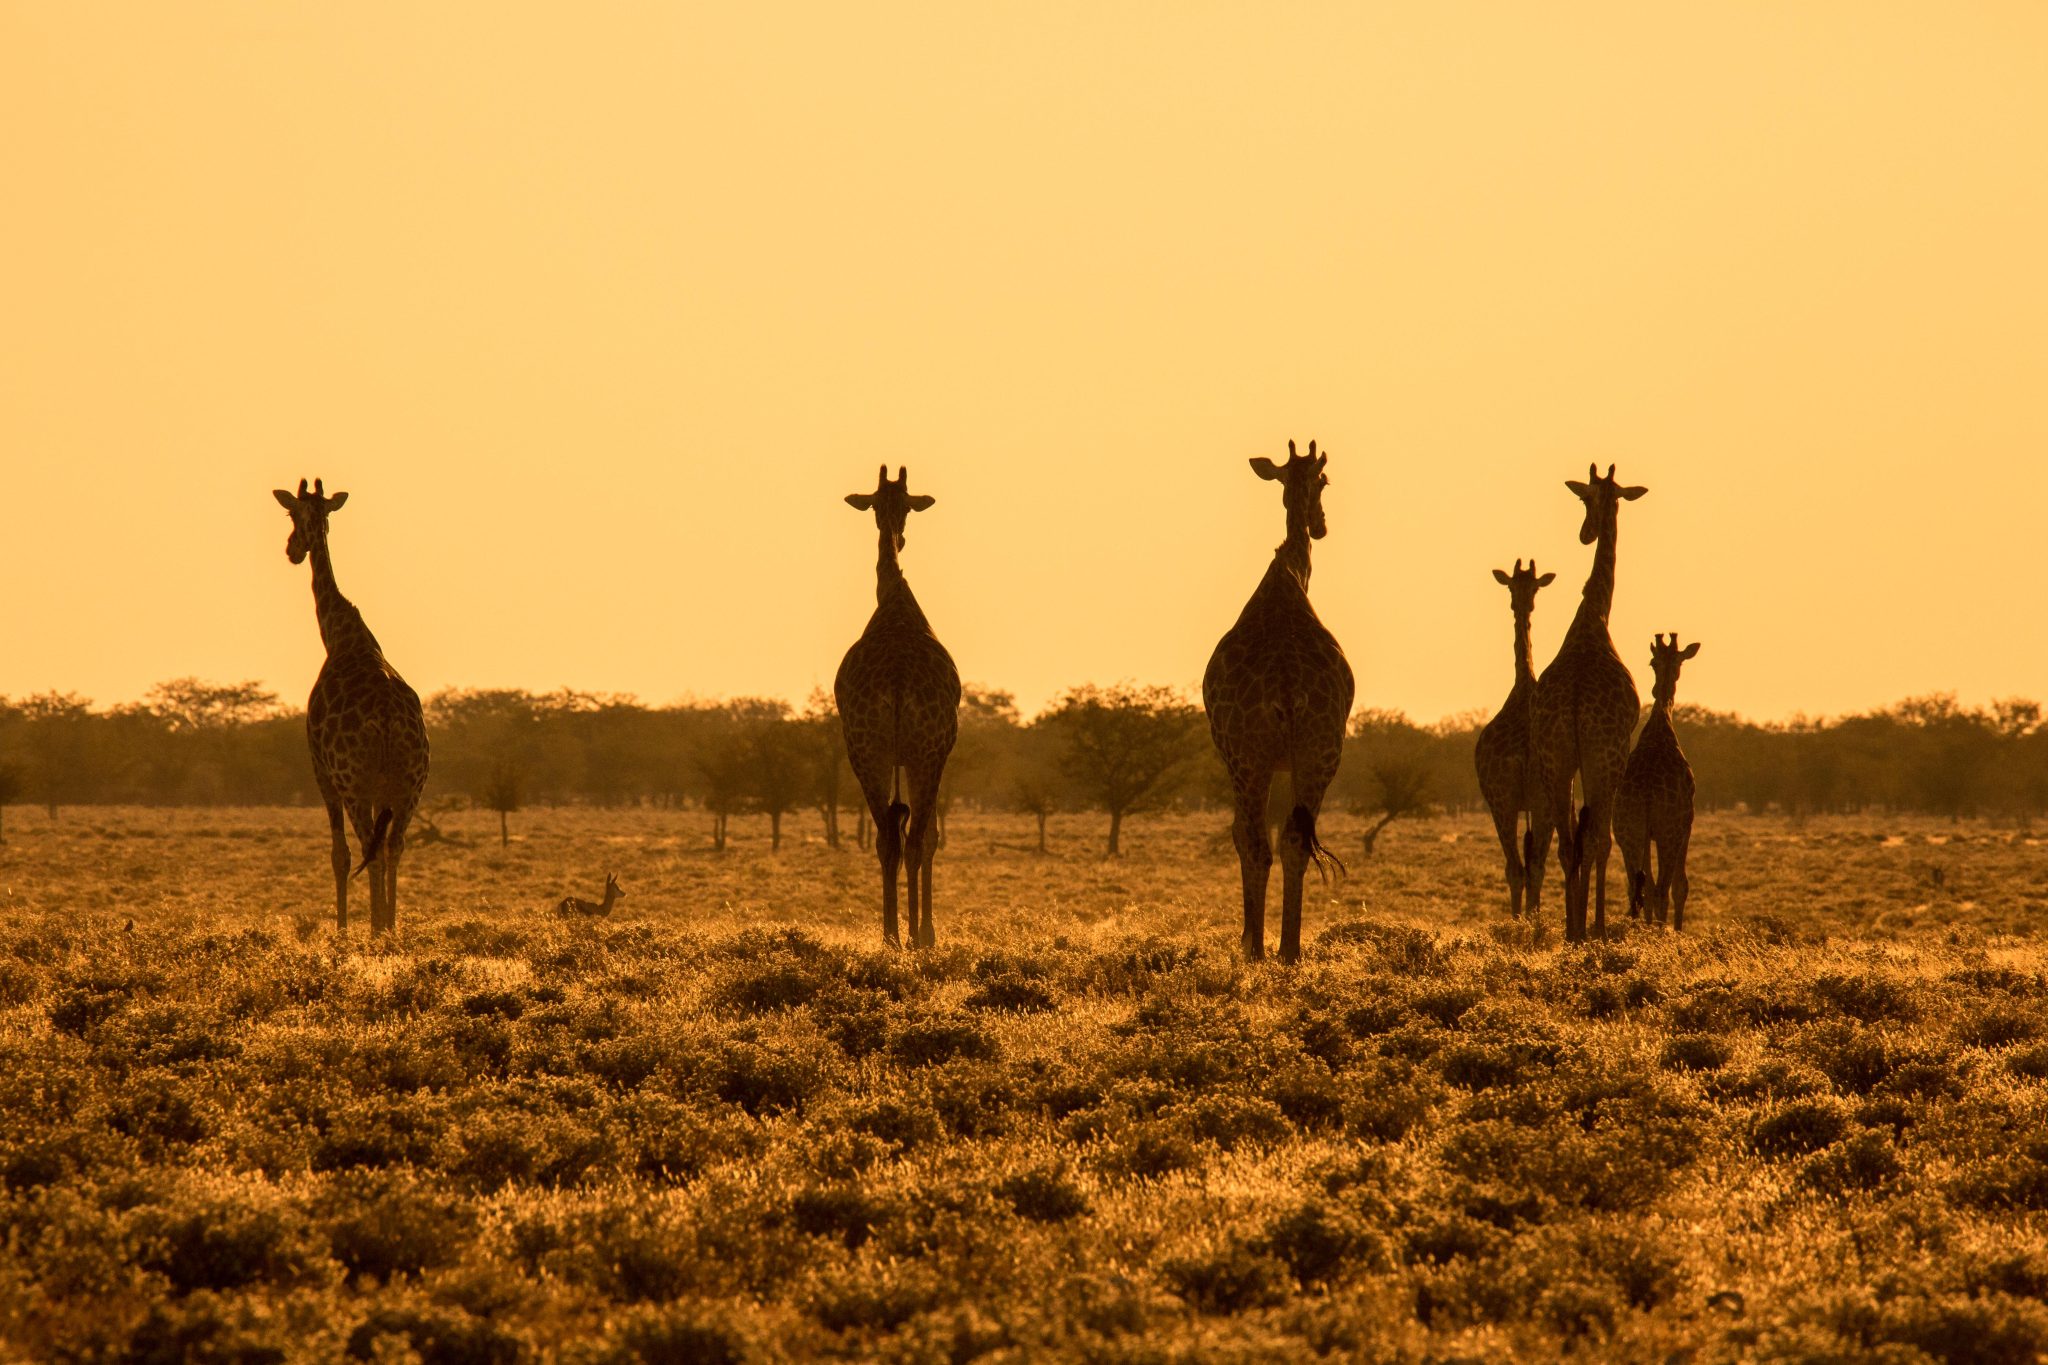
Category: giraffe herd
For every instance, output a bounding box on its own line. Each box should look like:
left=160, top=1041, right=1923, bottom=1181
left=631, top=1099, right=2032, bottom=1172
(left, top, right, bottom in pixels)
left=274, top=450, right=1696, bottom=955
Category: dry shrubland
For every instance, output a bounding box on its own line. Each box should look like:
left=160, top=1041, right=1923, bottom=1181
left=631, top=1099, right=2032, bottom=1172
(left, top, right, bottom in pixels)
left=0, top=806, right=2045, bottom=1362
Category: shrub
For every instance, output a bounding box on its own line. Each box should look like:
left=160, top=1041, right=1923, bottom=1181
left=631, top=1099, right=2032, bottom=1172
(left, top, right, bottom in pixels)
left=135, top=1199, right=319, bottom=1295
left=1255, top=1199, right=1384, bottom=1286
left=789, top=1184, right=890, bottom=1250
left=1801, top=1129, right=1906, bottom=1196
left=1750, top=1098, right=1851, bottom=1158
left=887, top=1014, right=997, bottom=1069
left=1161, top=1243, right=1291, bottom=1314
left=344, top=1305, right=526, bottom=1365
left=963, top=974, right=1056, bottom=1014
left=713, top=1042, right=824, bottom=1116
left=321, top=1170, right=471, bottom=1282
left=1660, top=1033, right=1733, bottom=1072
left=995, top=1168, right=1089, bottom=1223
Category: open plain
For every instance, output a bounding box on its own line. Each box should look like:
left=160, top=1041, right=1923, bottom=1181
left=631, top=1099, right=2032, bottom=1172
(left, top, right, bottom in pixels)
left=1, top=806, right=2046, bottom=1362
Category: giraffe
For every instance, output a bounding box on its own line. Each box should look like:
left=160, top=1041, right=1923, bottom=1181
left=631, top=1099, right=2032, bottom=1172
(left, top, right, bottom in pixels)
left=1615, top=634, right=1700, bottom=929
left=273, top=479, right=430, bottom=936
left=1530, top=463, right=1647, bottom=942
left=1473, top=558, right=1555, bottom=919
left=1203, top=440, right=1355, bottom=964
left=834, top=465, right=960, bottom=950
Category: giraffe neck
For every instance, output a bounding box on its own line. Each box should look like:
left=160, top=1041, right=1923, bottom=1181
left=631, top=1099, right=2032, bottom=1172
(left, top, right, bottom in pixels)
left=1273, top=515, right=1313, bottom=589
left=308, top=543, right=381, bottom=658
left=1572, top=518, right=1618, bottom=631
left=874, top=529, right=907, bottom=603
left=1512, top=611, right=1535, bottom=684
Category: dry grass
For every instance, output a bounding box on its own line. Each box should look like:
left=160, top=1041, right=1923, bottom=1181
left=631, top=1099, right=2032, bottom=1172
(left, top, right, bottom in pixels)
left=0, top=806, right=2045, bottom=1362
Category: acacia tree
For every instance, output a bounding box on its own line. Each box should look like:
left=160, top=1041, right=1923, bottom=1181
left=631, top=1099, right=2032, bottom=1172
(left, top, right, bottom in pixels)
left=1340, top=709, right=1438, bottom=855
left=1009, top=717, right=1068, bottom=854
left=798, top=689, right=850, bottom=849
left=1045, top=684, right=1201, bottom=855
left=16, top=692, right=92, bottom=818
left=484, top=761, right=524, bottom=847
left=731, top=698, right=804, bottom=852
left=687, top=704, right=751, bottom=852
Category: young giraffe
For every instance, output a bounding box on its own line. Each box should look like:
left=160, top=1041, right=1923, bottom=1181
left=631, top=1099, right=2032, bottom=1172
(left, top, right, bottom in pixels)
left=1204, top=440, right=1354, bottom=964
left=273, top=479, right=430, bottom=936
left=1530, top=464, right=1647, bottom=942
left=1615, top=635, right=1700, bottom=929
left=1473, top=559, right=1555, bottom=919
left=834, top=465, right=960, bottom=950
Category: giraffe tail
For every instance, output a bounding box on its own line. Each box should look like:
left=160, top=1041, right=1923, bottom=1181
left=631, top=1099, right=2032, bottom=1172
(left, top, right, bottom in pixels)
left=1288, top=805, right=1347, bottom=885
left=353, top=810, right=394, bottom=876
left=882, top=801, right=910, bottom=861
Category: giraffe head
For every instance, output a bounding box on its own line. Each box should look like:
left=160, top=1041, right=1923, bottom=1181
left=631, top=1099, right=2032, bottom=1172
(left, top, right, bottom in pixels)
left=1490, top=558, right=1556, bottom=619
left=1564, top=463, right=1646, bottom=544
left=844, top=465, right=935, bottom=554
left=271, top=478, right=349, bottom=565
left=1647, top=633, right=1700, bottom=708
left=1249, top=439, right=1330, bottom=540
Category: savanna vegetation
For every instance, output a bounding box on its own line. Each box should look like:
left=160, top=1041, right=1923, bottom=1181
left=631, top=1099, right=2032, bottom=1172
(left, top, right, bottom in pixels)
left=0, top=805, right=2045, bottom=1361
left=0, top=683, right=2044, bottom=850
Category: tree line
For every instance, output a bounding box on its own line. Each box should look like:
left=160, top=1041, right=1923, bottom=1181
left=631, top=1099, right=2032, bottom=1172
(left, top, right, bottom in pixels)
left=0, top=679, right=2041, bottom=848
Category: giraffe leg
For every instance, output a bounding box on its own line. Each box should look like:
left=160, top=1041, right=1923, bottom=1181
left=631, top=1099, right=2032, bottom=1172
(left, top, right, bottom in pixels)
left=1524, top=807, right=1551, bottom=926
left=1276, top=808, right=1308, bottom=966
left=382, top=812, right=410, bottom=934
left=1231, top=775, right=1274, bottom=962
left=1585, top=797, right=1616, bottom=941
left=1666, top=826, right=1692, bottom=931
left=904, top=767, right=943, bottom=950
left=859, top=785, right=903, bottom=949
left=325, top=800, right=350, bottom=934
left=1547, top=785, right=1582, bottom=942
left=1488, top=805, right=1523, bottom=919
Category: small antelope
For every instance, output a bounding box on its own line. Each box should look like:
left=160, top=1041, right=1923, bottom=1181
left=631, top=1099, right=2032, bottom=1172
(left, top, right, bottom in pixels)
left=557, top=873, right=623, bottom=918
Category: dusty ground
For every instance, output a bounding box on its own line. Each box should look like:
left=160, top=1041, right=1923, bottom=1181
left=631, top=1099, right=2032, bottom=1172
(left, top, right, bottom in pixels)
left=0, top=806, right=2044, bottom=1362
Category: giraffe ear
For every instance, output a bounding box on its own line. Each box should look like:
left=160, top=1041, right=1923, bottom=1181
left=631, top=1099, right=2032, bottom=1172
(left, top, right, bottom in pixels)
left=1535, top=572, right=1556, bottom=587
left=906, top=494, right=936, bottom=512
left=1680, top=641, right=1700, bottom=660
left=272, top=490, right=298, bottom=511
left=324, top=491, right=348, bottom=511
left=1249, top=457, right=1284, bottom=481
left=1619, top=485, right=1647, bottom=501
left=845, top=494, right=876, bottom=511
left=1565, top=480, right=1590, bottom=498
left=1492, top=569, right=1512, bottom=585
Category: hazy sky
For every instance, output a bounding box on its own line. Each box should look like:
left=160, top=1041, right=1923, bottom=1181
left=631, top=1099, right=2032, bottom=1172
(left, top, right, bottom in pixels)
left=2, top=3, right=2043, bottom=722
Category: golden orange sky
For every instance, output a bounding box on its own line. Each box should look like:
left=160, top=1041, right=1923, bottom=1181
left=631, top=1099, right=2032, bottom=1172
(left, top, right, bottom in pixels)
left=2, top=3, right=2043, bottom=722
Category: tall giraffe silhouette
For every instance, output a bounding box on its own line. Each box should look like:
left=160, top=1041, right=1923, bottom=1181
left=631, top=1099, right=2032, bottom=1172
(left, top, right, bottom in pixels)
left=273, top=479, right=429, bottom=935
left=834, top=465, right=959, bottom=949
left=1615, top=634, right=1700, bottom=929
left=1473, top=559, right=1555, bottom=919
left=1530, top=464, right=1647, bottom=941
left=1204, top=440, right=1354, bottom=964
